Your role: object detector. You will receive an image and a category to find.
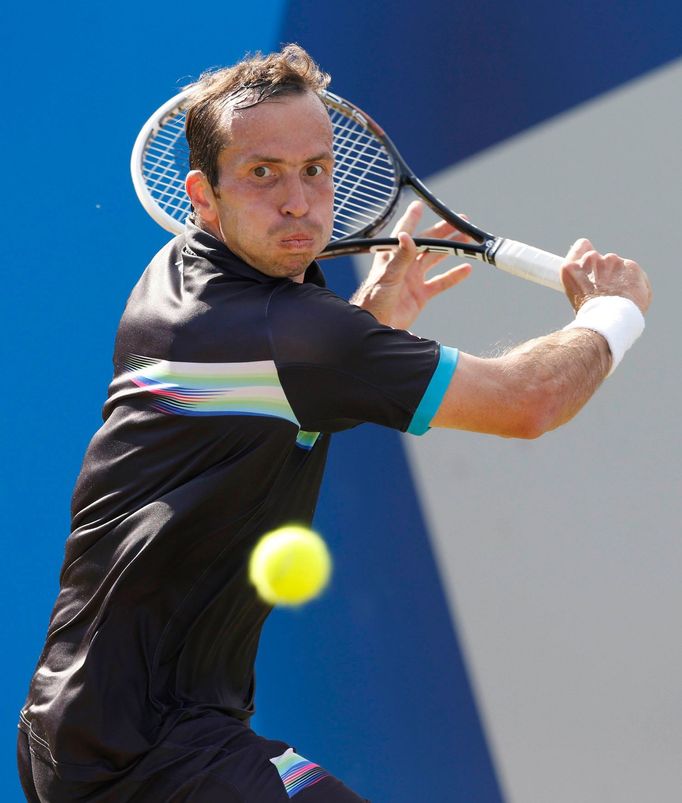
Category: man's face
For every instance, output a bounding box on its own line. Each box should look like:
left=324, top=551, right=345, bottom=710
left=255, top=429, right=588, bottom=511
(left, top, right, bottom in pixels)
left=209, top=91, right=335, bottom=278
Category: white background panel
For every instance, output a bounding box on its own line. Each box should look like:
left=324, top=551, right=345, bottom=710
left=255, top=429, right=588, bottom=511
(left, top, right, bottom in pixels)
left=380, top=60, right=682, bottom=803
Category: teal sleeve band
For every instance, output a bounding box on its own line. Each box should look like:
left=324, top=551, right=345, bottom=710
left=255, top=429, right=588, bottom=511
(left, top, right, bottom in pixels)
left=407, top=346, right=459, bottom=436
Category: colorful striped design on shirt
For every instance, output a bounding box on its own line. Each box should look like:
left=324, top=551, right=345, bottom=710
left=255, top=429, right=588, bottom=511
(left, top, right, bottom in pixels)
left=122, top=355, right=299, bottom=424
left=270, top=747, right=329, bottom=797
left=296, top=430, right=320, bottom=450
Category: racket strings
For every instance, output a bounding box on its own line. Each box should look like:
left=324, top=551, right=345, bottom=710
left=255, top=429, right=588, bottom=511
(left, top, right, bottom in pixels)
left=328, top=109, right=397, bottom=239
left=139, top=99, right=398, bottom=240
left=142, top=110, right=192, bottom=223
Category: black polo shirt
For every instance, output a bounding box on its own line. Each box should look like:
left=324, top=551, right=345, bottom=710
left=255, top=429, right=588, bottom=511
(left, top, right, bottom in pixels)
left=19, top=222, right=458, bottom=782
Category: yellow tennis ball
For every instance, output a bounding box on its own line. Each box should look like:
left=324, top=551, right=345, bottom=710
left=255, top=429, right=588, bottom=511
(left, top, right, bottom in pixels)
left=249, top=526, right=332, bottom=606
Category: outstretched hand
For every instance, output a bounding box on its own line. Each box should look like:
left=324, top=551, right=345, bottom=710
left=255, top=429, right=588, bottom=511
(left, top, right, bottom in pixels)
left=349, top=201, right=473, bottom=329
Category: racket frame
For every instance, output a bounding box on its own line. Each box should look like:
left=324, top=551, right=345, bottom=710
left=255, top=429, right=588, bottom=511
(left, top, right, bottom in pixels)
left=130, top=87, right=565, bottom=291
left=321, top=91, right=509, bottom=264
left=130, top=88, right=195, bottom=235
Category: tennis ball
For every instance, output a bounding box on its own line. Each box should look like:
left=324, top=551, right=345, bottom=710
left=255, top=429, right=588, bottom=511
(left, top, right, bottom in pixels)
left=249, top=526, right=332, bottom=606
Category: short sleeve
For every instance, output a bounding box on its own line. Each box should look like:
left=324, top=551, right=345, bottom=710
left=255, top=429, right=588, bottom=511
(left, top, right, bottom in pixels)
left=406, top=345, right=459, bottom=435
left=266, top=283, right=458, bottom=434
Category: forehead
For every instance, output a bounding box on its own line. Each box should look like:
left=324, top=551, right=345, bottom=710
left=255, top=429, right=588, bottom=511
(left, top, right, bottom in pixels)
left=221, top=92, right=333, bottom=156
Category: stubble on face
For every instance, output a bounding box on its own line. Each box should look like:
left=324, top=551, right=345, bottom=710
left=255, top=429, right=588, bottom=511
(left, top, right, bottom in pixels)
left=209, top=92, right=335, bottom=278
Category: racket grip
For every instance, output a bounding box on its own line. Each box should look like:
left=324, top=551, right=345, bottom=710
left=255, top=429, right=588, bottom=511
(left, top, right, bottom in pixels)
left=491, top=239, right=565, bottom=292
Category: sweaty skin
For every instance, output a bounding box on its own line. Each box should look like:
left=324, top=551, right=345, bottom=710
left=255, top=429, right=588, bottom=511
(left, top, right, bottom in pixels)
left=186, top=94, right=652, bottom=441
left=430, top=237, right=651, bottom=437
left=186, top=92, right=334, bottom=279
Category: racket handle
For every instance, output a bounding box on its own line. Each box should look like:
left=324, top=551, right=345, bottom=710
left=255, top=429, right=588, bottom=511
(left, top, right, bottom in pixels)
left=490, top=239, right=565, bottom=293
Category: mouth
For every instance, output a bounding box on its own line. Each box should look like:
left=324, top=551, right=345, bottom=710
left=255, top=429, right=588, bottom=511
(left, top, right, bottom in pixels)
left=279, top=233, right=316, bottom=250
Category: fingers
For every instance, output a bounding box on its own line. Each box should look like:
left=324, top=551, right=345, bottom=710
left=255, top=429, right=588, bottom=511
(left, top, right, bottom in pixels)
left=564, top=237, right=595, bottom=263
left=424, top=264, right=473, bottom=298
left=561, top=238, right=651, bottom=314
left=416, top=217, right=476, bottom=244
left=373, top=231, right=418, bottom=284
left=391, top=201, right=475, bottom=242
left=375, top=203, right=475, bottom=304
left=390, top=201, right=424, bottom=237
left=383, top=202, right=474, bottom=280
left=396, top=230, right=418, bottom=264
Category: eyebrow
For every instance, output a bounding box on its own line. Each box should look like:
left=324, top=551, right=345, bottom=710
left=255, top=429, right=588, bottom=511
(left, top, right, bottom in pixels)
left=246, top=152, right=334, bottom=164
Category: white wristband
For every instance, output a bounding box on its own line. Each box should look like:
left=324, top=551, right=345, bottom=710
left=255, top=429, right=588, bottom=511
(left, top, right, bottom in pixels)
left=563, top=296, right=645, bottom=375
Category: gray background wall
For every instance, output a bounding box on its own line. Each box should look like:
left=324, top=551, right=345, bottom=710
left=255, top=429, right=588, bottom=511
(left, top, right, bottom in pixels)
left=392, top=60, right=681, bottom=803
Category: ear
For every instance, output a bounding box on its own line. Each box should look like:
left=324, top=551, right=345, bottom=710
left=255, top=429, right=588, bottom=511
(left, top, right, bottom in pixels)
left=186, top=170, right=219, bottom=224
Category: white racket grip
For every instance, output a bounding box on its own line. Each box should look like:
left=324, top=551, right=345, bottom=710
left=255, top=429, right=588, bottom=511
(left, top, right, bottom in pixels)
left=492, top=239, right=565, bottom=292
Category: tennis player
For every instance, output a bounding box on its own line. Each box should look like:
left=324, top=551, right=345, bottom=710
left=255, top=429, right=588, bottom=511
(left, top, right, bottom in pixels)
left=18, top=45, right=651, bottom=802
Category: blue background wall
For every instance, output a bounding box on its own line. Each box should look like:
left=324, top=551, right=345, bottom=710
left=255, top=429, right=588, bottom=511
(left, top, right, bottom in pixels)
left=4, top=3, right=681, bottom=800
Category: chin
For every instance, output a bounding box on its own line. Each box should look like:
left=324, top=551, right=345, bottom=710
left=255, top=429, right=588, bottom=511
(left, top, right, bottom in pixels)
left=278, top=252, right=318, bottom=275
left=284, top=263, right=313, bottom=281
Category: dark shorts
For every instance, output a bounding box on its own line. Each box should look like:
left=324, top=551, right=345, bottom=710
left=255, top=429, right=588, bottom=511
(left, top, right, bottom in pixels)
left=18, top=715, right=369, bottom=802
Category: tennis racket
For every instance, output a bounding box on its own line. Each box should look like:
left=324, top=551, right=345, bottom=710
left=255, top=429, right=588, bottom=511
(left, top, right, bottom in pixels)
left=131, top=88, right=565, bottom=292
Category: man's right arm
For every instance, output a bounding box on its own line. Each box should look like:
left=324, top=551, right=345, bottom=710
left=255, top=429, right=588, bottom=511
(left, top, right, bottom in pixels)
left=431, top=238, right=652, bottom=438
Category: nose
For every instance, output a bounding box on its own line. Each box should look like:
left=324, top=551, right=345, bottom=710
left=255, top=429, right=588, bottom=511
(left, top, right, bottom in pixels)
left=280, top=174, right=309, bottom=218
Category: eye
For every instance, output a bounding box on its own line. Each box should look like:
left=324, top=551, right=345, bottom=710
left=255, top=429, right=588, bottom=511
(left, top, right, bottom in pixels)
left=252, top=165, right=274, bottom=178
left=305, top=164, right=324, bottom=177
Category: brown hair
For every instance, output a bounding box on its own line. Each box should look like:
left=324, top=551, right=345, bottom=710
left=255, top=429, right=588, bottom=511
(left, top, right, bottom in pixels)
left=185, top=44, right=331, bottom=188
